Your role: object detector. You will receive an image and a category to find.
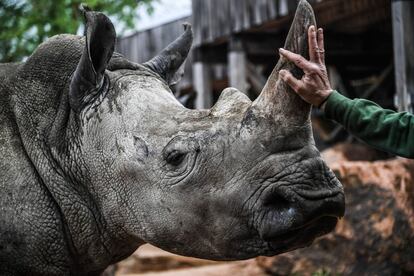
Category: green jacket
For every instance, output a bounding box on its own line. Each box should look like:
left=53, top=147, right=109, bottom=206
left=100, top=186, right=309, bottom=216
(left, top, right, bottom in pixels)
left=324, top=91, right=414, bottom=159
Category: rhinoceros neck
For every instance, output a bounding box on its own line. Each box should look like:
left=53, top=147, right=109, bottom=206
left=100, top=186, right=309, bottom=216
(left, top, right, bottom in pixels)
left=8, top=35, right=140, bottom=272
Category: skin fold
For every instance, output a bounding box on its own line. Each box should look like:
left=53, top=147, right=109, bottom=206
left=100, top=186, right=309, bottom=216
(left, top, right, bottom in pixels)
left=0, top=1, right=344, bottom=275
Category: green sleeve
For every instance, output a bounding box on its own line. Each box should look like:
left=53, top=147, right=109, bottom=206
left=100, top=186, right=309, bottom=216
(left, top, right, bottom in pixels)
left=324, top=90, right=414, bottom=159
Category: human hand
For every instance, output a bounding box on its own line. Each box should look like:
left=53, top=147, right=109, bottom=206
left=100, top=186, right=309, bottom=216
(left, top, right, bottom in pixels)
left=278, top=26, right=332, bottom=108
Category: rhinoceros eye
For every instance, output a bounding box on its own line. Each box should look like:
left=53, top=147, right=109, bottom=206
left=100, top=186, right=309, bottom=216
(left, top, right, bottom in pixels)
left=166, top=150, right=187, bottom=166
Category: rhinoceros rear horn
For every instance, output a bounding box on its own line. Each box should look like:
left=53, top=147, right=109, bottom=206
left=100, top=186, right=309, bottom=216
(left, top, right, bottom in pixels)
left=251, top=0, right=316, bottom=126
left=70, top=6, right=116, bottom=113
left=144, top=24, right=193, bottom=86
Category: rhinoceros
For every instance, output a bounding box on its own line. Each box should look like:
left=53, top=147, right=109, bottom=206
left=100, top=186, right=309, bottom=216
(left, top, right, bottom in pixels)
left=0, top=1, right=344, bottom=275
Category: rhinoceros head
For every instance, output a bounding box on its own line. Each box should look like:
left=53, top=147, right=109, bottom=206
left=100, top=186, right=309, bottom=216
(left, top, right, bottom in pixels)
left=69, top=0, right=344, bottom=260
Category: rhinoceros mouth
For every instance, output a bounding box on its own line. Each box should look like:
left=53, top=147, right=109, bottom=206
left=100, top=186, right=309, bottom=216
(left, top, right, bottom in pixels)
left=265, top=215, right=338, bottom=254
left=256, top=178, right=344, bottom=255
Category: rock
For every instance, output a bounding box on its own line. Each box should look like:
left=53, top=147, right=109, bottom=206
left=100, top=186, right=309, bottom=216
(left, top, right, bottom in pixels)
left=256, top=158, right=414, bottom=275
left=321, top=142, right=390, bottom=164
left=330, top=158, right=414, bottom=231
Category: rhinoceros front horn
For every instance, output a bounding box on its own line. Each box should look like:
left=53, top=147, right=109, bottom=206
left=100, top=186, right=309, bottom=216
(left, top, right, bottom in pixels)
left=144, top=24, right=193, bottom=86
left=251, top=0, right=316, bottom=126
left=70, top=6, right=116, bottom=113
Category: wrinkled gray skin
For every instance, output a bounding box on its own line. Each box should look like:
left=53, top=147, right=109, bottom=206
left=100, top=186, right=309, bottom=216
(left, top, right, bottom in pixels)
left=0, top=1, right=344, bottom=275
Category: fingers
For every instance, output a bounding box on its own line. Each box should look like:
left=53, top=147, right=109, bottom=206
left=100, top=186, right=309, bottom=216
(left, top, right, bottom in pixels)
left=317, top=28, right=325, bottom=64
left=279, top=48, right=315, bottom=73
left=308, top=25, right=320, bottom=63
left=279, top=70, right=302, bottom=93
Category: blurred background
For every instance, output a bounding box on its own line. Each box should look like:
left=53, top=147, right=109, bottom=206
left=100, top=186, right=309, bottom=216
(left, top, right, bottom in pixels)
left=2, top=0, right=413, bottom=275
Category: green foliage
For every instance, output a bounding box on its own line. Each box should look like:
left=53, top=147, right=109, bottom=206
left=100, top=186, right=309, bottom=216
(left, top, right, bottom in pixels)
left=0, top=0, right=154, bottom=62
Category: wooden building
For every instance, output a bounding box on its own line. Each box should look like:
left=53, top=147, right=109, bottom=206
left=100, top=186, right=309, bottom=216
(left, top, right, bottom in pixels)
left=117, top=0, right=413, bottom=113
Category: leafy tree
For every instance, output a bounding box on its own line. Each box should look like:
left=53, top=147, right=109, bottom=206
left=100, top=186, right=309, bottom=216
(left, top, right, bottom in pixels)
left=0, top=0, right=154, bottom=62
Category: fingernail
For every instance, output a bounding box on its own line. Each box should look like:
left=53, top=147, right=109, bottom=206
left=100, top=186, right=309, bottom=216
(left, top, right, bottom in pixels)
left=279, top=70, right=286, bottom=78
left=279, top=48, right=285, bottom=54
left=318, top=28, right=323, bottom=33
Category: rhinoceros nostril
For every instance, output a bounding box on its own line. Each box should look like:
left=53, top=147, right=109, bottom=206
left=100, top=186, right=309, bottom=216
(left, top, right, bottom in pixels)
left=263, top=191, right=291, bottom=211
left=259, top=191, right=298, bottom=240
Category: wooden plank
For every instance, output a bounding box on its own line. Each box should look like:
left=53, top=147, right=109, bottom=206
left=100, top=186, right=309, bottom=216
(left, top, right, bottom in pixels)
left=392, top=0, right=414, bottom=112
left=278, top=0, right=289, bottom=17
left=220, top=0, right=231, bottom=38
left=193, top=62, right=213, bottom=109
left=252, top=0, right=263, bottom=25
left=228, top=50, right=248, bottom=92
left=242, top=0, right=250, bottom=30
left=192, top=0, right=202, bottom=45
left=230, top=0, right=243, bottom=32
left=206, top=0, right=213, bottom=42
left=195, top=0, right=206, bottom=45
left=268, top=0, right=278, bottom=19
left=131, top=35, right=139, bottom=62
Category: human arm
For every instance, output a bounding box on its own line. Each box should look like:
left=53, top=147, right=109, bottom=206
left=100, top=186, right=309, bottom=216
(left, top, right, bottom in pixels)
left=278, top=25, right=414, bottom=159
left=323, top=90, right=414, bottom=158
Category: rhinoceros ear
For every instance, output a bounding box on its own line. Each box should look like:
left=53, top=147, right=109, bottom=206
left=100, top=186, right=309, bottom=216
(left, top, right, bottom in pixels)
left=144, top=23, right=193, bottom=86
left=70, top=6, right=116, bottom=112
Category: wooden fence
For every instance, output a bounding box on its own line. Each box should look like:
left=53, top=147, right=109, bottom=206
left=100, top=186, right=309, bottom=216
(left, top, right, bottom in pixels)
left=192, top=0, right=318, bottom=46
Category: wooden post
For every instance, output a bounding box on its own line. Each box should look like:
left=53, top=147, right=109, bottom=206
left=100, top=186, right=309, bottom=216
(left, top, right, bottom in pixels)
left=392, top=0, right=414, bottom=113
left=228, top=38, right=248, bottom=93
left=192, top=62, right=213, bottom=109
